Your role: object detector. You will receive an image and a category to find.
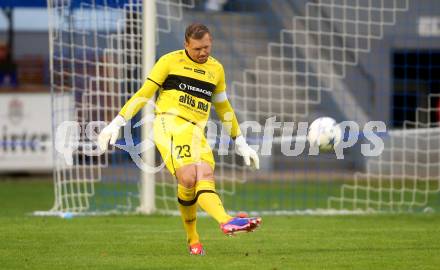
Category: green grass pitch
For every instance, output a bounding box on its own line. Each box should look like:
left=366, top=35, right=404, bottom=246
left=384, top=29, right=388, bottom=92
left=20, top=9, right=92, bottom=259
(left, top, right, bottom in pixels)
left=1, top=179, right=440, bottom=270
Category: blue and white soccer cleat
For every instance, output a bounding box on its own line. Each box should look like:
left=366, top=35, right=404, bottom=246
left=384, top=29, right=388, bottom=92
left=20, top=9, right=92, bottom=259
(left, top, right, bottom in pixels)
left=220, top=216, right=262, bottom=235
left=189, top=242, right=205, bottom=255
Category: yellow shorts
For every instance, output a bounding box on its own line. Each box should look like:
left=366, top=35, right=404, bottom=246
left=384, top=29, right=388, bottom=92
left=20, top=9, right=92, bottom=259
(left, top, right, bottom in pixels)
left=153, top=114, right=215, bottom=175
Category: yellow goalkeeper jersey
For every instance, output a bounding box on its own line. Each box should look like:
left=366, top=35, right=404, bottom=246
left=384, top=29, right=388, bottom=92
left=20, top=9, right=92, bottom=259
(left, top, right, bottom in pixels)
left=149, top=49, right=226, bottom=127
left=119, top=49, right=241, bottom=138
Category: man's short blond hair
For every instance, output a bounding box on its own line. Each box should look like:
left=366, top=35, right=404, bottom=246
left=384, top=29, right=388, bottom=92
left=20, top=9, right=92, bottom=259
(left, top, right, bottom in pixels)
left=184, top=23, right=211, bottom=42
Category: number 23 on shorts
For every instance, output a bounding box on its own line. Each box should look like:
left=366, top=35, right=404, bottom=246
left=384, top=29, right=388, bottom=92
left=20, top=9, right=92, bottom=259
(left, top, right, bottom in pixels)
left=175, top=144, right=191, bottom=159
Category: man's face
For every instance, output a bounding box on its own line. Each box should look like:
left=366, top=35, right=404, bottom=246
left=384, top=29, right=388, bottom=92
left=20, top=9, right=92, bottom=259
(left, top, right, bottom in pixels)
left=184, top=33, right=212, bottom=64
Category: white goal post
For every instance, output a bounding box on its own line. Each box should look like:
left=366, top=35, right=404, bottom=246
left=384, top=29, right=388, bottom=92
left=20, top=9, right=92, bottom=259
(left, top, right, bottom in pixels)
left=139, top=0, right=156, bottom=214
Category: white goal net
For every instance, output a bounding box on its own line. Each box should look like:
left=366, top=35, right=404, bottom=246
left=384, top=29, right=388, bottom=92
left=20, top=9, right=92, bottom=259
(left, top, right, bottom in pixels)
left=45, top=0, right=197, bottom=214
left=42, top=0, right=440, bottom=215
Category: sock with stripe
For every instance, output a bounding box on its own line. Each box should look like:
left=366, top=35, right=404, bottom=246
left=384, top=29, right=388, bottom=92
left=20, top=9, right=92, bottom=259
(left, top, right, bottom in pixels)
left=177, top=184, right=200, bottom=245
left=196, top=180, right=232, bottom=224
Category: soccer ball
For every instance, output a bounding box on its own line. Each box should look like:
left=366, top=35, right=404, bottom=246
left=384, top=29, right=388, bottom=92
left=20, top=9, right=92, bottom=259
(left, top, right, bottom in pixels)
left=307, top=117, right=342, bottom=151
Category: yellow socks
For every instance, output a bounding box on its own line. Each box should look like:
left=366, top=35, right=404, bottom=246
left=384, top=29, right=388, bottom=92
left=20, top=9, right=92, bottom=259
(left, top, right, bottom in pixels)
left=177, top=180, right=232, bottom=245
left=196, top=180, right=232, bottom=224
left=177, top=184, right=199, bottom=245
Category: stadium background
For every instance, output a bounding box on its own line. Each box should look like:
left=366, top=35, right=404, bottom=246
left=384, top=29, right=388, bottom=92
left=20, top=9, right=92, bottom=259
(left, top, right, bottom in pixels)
left=1, top=1, right=440, bottom=269
left=1, top=0, right=440, bottom=214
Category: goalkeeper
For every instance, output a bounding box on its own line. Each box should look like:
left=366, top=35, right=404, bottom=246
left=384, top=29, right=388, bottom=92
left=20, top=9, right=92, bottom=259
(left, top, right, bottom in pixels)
left=98, top=23, right=261, bottom=255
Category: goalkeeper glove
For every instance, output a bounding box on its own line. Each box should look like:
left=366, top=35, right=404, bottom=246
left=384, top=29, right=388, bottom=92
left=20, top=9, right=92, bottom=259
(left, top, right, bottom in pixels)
left=235, top=135, right=260, bottom=170
left=98, top=115, right=126, bottom=152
